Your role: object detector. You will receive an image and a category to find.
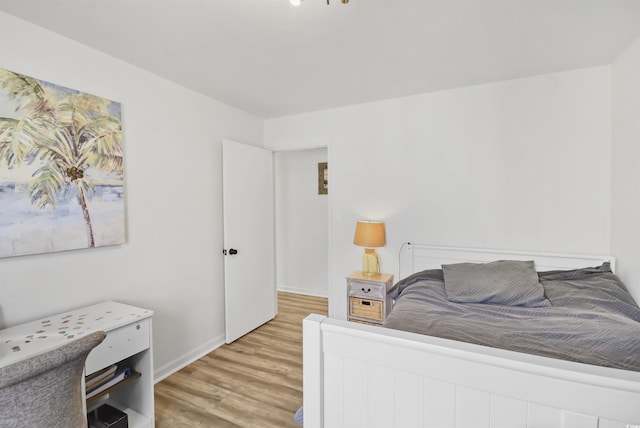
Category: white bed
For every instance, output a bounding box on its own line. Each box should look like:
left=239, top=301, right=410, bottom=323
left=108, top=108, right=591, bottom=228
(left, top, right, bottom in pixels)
left=303, top=244, right=640, bottom=428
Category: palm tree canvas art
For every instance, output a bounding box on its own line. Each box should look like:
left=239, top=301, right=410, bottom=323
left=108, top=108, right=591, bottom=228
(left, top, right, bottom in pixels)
left=0, top=68, right=125, bottom=258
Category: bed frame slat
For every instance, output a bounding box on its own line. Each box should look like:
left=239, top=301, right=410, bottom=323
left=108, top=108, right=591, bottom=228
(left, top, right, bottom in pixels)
left=399, top=243, right=614, bottom=280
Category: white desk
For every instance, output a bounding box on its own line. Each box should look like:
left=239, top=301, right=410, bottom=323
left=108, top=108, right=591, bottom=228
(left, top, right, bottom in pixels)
left=0, top=301, right=154, bottom=428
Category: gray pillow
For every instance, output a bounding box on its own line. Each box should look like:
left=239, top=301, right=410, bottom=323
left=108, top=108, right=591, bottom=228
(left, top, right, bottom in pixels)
left=442, top=260, right=550, bottom=307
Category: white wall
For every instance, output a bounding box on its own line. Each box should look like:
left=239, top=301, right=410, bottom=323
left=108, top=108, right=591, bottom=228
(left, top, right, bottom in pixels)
left=275, top=148, right=328, bottom=297
left=0, top=12, right=263, bottom=379
left=611, top=35, right=640, bottom=302
left=265, top=67, right=612, bottom=319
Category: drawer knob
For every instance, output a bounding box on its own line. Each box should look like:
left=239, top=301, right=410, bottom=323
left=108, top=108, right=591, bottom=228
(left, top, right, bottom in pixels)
left=136, top=325, right=140, bottom=330
left=361, top=287, right=371, bottom=293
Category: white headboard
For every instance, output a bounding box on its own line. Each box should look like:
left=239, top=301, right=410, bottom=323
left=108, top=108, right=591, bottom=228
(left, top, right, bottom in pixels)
left=398, top=243, right=615, bottom=280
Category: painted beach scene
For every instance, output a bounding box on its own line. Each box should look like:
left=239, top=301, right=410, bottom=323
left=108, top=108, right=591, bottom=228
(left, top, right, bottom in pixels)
left=0, top=68, right=125, bottom=258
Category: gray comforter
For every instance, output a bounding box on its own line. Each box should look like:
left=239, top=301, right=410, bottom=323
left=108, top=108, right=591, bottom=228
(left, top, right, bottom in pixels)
left=384, top=263, right=640, bottom=371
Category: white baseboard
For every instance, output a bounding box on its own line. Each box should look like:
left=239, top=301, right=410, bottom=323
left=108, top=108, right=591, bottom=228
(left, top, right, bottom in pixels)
left=153, top=332, right=226, bottom=383
left=277, top=285, right=328, bottom=298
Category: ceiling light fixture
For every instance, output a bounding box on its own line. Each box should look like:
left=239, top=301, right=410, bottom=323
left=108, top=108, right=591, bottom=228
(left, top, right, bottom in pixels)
left=290, top=0, right=349, bottom=5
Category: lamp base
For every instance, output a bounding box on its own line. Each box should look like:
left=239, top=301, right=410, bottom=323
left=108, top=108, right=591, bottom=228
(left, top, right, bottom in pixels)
left=362, top=248, right=380, bottom=277
left=362, top=271, right=380, bottom=277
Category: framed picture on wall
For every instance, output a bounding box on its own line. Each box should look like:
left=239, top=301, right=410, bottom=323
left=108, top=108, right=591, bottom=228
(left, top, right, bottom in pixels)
left=0, top=68, right=125, bottom=258
left=318, top=162, right=328, bottom=195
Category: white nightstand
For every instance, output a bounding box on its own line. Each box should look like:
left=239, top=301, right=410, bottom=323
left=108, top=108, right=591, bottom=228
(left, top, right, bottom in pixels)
left=347, top=271, right=394, bottom=325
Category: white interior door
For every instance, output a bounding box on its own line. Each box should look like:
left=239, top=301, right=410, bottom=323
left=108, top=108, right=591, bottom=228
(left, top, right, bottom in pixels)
left=222, top=140, right=276, bottom=343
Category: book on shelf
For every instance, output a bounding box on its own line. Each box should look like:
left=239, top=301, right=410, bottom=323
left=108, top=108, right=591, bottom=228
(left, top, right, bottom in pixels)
left=86, top=367, right=132, bottom=399
left=86, top=364, right=117, bottom=391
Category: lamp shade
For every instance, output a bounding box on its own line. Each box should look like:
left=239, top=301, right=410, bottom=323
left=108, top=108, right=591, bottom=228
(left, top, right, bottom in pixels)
left=353, top=221, right=386, bottom=248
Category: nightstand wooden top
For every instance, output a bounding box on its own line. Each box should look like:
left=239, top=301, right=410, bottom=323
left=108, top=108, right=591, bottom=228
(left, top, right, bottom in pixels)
left=347, top=271, right=393, bottom=283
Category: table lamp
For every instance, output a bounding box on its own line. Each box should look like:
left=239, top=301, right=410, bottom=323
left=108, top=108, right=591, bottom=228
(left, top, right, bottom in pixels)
left=353, top=221, right=386, bottom=277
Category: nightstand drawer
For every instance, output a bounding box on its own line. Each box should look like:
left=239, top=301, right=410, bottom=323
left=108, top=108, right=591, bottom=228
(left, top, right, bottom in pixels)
left=348, top=282, right=385, bottom=299
left=349, top=297, right=383, bottom=321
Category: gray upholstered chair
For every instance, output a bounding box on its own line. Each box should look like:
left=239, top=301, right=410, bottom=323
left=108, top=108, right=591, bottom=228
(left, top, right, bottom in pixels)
left=0, top=330, right=106, bottom=428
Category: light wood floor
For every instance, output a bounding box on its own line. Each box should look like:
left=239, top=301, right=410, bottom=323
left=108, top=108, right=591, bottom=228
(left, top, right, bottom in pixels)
left=154, top=292, right=328, bottom=428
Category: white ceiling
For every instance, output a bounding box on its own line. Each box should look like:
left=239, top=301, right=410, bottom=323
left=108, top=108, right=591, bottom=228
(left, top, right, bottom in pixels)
left=1, top=0, right=640, bottom=119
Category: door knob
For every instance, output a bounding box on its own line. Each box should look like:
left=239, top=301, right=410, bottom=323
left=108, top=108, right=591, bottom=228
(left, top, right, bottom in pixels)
left=229, top=248, right=238, bottom=255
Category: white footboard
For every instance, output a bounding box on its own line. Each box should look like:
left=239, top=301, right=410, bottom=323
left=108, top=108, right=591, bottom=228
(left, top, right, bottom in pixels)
left=303, top=315, right=640, bottom=428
